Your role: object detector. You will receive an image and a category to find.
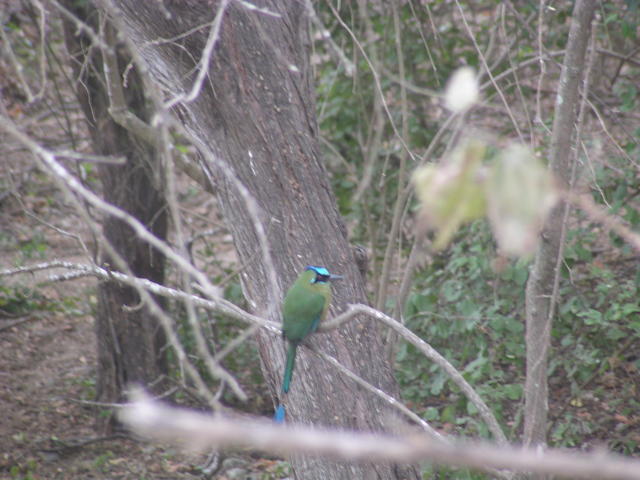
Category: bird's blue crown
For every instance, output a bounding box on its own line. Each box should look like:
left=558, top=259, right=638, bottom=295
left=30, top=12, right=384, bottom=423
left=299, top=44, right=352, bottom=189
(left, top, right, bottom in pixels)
left=305, top=265, right=330, bottom=276
left=305, top=265, right=331, bottom=283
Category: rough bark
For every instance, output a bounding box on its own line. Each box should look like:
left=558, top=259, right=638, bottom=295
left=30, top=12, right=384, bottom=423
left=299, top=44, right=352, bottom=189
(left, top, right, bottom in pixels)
left=104, top=1, right=418, bottom=478
left=62, top=2, right=168, bottom=433
left=523, top=0, right=596, bottom=452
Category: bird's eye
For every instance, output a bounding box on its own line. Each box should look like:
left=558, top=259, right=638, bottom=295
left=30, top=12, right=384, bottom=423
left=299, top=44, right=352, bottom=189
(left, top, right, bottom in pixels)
left=314, top=273, right=330, bottom=283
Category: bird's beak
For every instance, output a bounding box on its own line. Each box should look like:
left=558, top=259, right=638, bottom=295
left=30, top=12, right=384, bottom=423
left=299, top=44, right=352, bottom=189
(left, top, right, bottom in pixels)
left=329, top=274, right=343, bottom=281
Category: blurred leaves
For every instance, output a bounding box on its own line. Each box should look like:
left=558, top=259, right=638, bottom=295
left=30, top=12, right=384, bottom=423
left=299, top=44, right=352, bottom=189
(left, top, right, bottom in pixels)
left=412, top=139, right=487, bottom=250
left=444, top=66, right=479, bottom=113
left=413, top=138, right=558, bottom=256
left=487, top=144, right=558, bottom=256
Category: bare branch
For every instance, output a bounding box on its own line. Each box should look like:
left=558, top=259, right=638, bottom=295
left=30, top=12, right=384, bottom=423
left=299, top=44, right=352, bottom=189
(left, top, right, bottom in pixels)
left=570, top=193, right=640, bottom=252
left=100, top=20, right=158, bottom=146
left=235, top=0, right=281, bottom=18
left=52, top=150, right=126, bottom=164
left=307, top=342, right=445, bottom=442
left=0, top=16, right=36, bottom=102
left=321, top=304, right=508, bottom=445
left=31, top=0, right=48, bottom=101
left=0, top=260, right=469, bottom=438
left=375, top=0, right=412, bottom=320
left=0, top=260, right=272, bottom=331
left=304, top=0, right=354, bottom=76
left=524, top=0, right=597, bottom=448
left=453, top=0, right=525, bottom=143
left=120, top=392, right=640, bottom=480
left=0, top=116, right=222, bottom=304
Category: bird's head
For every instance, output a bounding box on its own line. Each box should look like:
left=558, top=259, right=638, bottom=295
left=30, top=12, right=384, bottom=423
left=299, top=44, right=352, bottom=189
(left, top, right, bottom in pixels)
left=304, top=265, right=343, bottom=284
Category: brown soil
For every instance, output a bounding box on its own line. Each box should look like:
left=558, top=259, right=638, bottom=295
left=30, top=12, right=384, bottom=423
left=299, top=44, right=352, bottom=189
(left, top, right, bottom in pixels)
left=0, top=169, right=281, bottom=479
left=0, top=213, right=210, bottom=479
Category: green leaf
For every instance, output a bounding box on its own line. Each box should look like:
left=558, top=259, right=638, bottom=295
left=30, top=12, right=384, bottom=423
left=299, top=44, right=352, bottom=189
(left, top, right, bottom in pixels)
left=430, top=372, right=447, bottom=395
left=578, top=309, right=603, bottom=326
left=424, top=406, right=439, bottom=421
left=503, top=383, right=523, bottom=400
left=606, top=328, right=627, bottom=341
left=441, top=404, right=457, bottom=423
left=442, top=279, right=462, bottom=302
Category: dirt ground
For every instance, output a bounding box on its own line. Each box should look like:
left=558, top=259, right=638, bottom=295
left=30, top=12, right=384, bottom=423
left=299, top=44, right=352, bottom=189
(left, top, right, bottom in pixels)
left=0, top=169, right=286, bottom=480
left=0, top=307, right=287, bottom=480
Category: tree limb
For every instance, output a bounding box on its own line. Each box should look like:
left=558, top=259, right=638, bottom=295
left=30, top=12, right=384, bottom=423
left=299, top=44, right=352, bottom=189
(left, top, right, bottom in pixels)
left=120, top=391, right=640, bottom=480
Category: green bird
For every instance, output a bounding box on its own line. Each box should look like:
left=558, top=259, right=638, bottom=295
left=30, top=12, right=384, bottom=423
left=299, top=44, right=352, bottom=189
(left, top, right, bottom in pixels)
left=275, top=266, right=342, bottom=422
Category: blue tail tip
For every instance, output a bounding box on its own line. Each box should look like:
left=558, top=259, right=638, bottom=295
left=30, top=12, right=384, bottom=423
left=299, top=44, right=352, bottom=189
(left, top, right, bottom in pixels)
left=274, top=404, right=286, bottom=423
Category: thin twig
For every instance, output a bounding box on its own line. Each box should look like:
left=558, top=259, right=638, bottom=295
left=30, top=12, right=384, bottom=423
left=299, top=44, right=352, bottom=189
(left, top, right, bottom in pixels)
left=0, top=119, right=246, bottom=405
left=454, top=0, right=524, bottom=143
left=164, top=0, right=230, bottom=109
left=569, top=193, right=640, bottom=252
left=327, top=1, right=416, bottom=161
left=376, top=0, right=412, bottom=318
left=40, top=433, right=132, bottom=454
left=304, top=0, right=354, bottom=76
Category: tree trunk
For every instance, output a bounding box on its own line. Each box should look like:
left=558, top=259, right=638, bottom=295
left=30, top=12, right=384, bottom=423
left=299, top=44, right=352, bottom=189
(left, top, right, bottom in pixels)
left=523, top=0, right=596, bottom=453
left=62, top=2, right=168, bottom=433
left=105, top=1, right=418, bottom=478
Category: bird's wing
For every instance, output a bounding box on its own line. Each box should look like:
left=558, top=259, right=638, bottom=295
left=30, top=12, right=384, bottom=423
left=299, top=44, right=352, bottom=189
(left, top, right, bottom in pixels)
left=283, top=289, right=326, bottom=342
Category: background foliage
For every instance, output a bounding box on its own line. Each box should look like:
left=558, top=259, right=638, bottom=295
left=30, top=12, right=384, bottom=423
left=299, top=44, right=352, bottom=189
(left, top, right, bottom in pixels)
left=313, top=0, right=640, bottom=461
left=1, top=0, right=639, bottom=478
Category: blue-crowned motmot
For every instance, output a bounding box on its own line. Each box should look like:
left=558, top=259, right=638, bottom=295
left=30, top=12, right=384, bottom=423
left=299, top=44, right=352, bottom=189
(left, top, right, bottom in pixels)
left=274, top=265, right=342, bottom=422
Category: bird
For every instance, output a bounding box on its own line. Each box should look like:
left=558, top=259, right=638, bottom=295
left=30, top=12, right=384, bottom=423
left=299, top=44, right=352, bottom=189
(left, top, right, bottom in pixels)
left=275, top=265, right=342, bottom=422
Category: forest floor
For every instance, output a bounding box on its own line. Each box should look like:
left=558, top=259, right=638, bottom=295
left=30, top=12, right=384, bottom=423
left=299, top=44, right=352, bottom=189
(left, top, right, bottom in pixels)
left=0, top=309, right=286, bottom=480
left=0, top=168, right=286, bottom=480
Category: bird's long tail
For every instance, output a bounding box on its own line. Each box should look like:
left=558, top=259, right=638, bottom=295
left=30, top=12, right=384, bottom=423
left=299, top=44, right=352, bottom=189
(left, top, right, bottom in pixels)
left=282, top=342, right=297, bottom=394
left=275, top=342, right=298, bottom=422
left=274, top=404, right=285, bottom=423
